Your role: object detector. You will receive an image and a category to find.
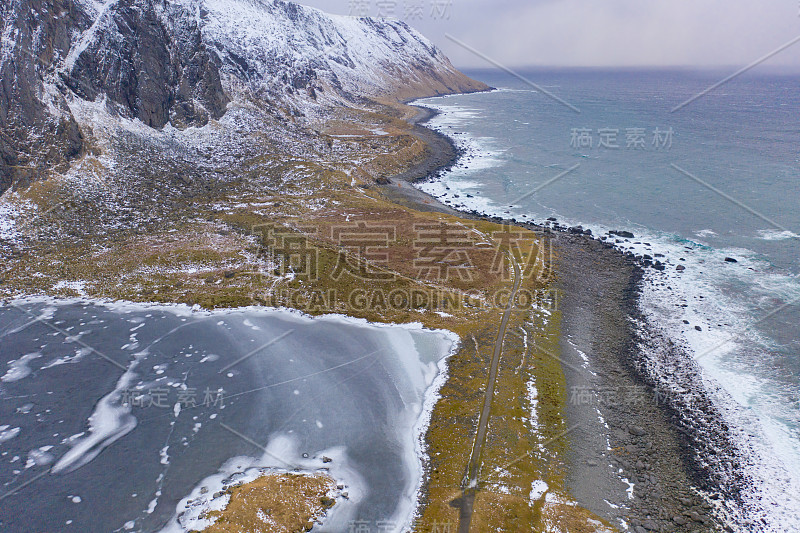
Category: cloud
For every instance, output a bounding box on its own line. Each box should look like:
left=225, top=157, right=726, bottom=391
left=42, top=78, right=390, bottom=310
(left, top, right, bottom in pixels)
left=300, top=0, right=800, bottom=69
left=451, top=0, right=800, bottom=68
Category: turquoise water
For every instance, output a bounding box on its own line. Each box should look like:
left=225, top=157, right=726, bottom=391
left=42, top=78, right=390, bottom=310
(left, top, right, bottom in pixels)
left=416, top=68, right=800, bottom=528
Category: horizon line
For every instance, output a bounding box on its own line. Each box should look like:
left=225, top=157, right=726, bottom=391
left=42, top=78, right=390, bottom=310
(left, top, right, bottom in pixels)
left=453, top=64, right=800, bottom=73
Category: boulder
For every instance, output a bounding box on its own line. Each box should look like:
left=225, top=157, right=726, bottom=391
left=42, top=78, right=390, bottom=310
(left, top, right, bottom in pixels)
left=610, top=230, right=635, bottom=239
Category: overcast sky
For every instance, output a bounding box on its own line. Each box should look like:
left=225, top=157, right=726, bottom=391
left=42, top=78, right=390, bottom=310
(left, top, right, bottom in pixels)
left=300, top=0, right=800, bottom=70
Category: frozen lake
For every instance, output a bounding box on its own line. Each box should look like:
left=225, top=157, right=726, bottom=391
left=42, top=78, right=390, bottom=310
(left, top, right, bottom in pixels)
left=0, top=299, right=456, bottom=532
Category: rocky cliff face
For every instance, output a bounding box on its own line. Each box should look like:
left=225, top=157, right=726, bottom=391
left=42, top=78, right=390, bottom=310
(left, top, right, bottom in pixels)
left=0, top=0, right=87, bottom=193
left=63, top=0, right=229, bottom=129
left=0, top=0, right=487, bottom=195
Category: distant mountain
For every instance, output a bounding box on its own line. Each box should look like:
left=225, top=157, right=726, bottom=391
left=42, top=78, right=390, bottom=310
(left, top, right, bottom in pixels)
left=0, top=0, right=487, bottom=194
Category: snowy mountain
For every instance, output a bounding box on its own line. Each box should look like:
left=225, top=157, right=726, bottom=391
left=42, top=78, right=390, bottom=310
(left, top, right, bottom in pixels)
left=0, top=0, right=487, bottom=194
left=182, top=0, right=484, bottom=102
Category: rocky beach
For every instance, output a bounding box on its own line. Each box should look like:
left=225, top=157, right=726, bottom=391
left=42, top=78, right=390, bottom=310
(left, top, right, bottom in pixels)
left=384, top=103, right=724, bottom=531
left=2, top=1, right=775, bottom=531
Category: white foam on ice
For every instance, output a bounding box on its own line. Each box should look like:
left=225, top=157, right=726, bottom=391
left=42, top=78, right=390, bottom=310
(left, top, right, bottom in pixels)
left=26, top=446, right=55, bottom=468
left=158, top=437, right=362, bottom=533
left=1, top=352, right=42, bottom=382
left=0, top=425, right=21, bottom=444
left=51, top=351, right=144, bottom=474
left=41, top=346, right=93, bottom=369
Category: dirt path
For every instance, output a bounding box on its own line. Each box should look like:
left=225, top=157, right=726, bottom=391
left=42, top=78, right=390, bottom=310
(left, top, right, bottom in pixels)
left=457, top=257, right=522, bottom=533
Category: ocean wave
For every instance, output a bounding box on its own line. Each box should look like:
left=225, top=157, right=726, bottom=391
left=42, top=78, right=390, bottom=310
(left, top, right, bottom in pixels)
left=412, top=97, right=800, bottom=530
left=757, top=229, right=800, bottom=241
left=695, top=228, right=717, bottom=238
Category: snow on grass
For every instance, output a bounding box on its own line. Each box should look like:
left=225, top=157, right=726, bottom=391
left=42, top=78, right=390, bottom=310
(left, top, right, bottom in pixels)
left=530, top=479, right=548, bottom=502
left=527, top=381, right=539, bottom=431
left=52, top=280, right=87, bottom=296
left=0, top=201, right=19, bottom=241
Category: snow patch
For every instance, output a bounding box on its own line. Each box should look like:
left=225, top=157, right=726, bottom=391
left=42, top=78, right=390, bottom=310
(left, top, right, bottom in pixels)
left=0, top=201, right=19, bottom=241
left=0, top=425, right=21, bottom=444
left=530, top=480, right=548, bottom=501
left=2, top=352, right=42, bottom=382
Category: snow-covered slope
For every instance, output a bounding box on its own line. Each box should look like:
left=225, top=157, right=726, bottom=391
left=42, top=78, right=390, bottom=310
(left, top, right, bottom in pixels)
left=183, top=0, right=485, bottom=104
left=0, top=0, right=487, bottom=194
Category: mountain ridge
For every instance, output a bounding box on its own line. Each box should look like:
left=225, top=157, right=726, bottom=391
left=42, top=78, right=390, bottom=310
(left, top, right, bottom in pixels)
left=0, top=0, right=487, bottom=194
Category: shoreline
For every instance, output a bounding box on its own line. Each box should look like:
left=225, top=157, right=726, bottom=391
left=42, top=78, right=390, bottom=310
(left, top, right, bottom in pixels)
left=375, top=103, right=468, bottom=217
left=0, top=297, right=459, bottom=533
left=387, top=96, right=725, bottom=531
left=0, top=85, right=732, bottom=531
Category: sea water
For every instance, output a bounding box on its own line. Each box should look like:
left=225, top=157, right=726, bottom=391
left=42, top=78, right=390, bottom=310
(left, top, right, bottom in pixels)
left=415, top=67, right=800, bottom=530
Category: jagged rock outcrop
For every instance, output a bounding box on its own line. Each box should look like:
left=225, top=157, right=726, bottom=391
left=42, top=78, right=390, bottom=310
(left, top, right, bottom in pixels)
left=0, top=0, right=488, bottom=195
left=1, top=0, right=229, bottom=193
left=63, top=0, right=228, bottom=129
left=0, top=0, right=88, bottom=193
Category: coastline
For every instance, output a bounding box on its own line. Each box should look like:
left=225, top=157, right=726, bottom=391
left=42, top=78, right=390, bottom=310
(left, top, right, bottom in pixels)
left=374, top=104, right=467, bottom=217
left=0, top=84, right=730, bottom=530
left=8, top=0, right=795, bottom=525
left=387, top=97, right=724, bottom=531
